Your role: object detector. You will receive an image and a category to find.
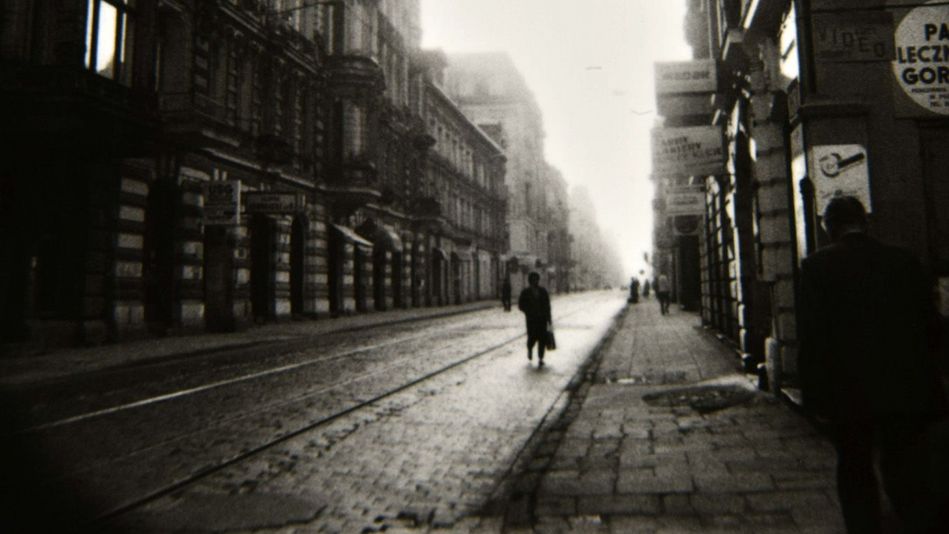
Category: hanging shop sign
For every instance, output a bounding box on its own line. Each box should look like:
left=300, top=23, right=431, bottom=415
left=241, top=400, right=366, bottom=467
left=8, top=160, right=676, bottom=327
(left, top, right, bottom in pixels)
left=808, top=144, right=873, bottom=213
left=892, top=1, right=949, bottom=116
left=244, top=192, right=306, bottom=214
left=654, top=60, right=717, bottom=94
left=204, top=180, right=241, bottom=226
left=812, top=11, right=894, bottom=62
left=664, top=185, right=706, bottom=216
left=652, top=126, right=725, bottom=177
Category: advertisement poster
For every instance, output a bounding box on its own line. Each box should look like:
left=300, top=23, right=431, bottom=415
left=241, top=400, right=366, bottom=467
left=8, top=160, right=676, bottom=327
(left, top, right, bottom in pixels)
left=892, top=1, right=949, bottom=116
left=652, top=126, right=725, bottom=177
left=808, top=144, right=873, bottom=213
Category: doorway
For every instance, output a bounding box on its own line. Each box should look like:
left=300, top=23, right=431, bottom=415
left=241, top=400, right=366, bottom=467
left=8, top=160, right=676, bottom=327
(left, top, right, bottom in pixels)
left=250, top=215, right=275, bottom=321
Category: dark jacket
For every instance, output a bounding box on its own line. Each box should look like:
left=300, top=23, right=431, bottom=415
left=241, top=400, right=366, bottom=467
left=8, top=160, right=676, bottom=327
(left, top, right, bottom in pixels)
left=518, top=286, right=551, bottom=332
left=798, top=233, right=946, bottom=420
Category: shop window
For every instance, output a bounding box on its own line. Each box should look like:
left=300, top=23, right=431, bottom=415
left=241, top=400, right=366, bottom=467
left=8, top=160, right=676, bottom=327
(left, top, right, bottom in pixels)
left=85, top=0, right=135, bottom=86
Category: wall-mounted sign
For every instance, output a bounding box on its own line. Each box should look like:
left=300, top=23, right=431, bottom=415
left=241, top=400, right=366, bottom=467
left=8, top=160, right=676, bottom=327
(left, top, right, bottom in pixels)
left=654, top=60, right=717, bottom=94
left=245, top=192, right=306, bottom=214
left=665, top=186, right=706, bottom=216
left=812, top=11, right=894, bottom=62
left=204, top=180, right=241, bottom=226
left=892, top=1, right=949, bottom=115
left=652, top=126, right=725, bottom=177
left=808, top=144, right=872, bottom=213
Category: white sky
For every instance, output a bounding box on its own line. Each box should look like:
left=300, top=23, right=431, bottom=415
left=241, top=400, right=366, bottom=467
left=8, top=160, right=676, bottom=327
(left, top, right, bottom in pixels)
left=421, top=0, right=692, bottom=277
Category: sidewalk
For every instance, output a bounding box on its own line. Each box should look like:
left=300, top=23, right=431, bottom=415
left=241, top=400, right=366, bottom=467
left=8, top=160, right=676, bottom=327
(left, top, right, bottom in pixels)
left=503, top=299, right=846, bottom=533
left=0, top=300, right=495, bottom=387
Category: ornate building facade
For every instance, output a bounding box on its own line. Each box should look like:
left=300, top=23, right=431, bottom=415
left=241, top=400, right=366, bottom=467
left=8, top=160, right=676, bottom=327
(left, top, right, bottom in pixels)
left=0, top=0, right=506, bottom=349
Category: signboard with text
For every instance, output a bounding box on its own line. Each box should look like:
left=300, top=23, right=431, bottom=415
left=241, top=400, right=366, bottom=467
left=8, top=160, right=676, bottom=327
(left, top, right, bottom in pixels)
left=204, top=180, right=241, bottom=226
left=655, top=60, right=717, bottom=94
left=665, top=186, right=706, bottom=216
left=812, top=11, right=894, bottom=62
left=892, top=1, right=949, bottom=116
left=652, top=126, right=725, bottom=177
left=244, top=192, right=306, bottom=214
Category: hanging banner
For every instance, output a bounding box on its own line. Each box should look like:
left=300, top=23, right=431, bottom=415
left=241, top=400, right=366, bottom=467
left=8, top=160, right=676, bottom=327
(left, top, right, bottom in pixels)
left=808, top=144, right=873, bottom=213
left=204, top=180, right=241, bottom=226
left=652, top=126, right=725, bottom=177
left=892, top=1, right=949, bottom=116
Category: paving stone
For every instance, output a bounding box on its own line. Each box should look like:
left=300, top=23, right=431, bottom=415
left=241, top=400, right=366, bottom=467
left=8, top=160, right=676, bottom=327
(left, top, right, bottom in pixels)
left=693, top=472, right=774, bottom=492
left=745, top=490, right=833, bottom=512
left=617, top=471, right=693, bottom=494
left=689, top=493, right=745, bottom=515
left=577, top=495, right=661, bottom=516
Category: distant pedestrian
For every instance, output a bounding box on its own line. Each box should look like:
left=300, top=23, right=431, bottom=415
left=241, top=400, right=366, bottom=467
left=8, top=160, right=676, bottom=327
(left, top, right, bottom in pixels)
left=501, top=277, right=512, bottom=312
left=656, top=273, right=671, bottom=315
left=799, top=196, right=948, bottom=534
left=628, top=277, right=640, bottom=304
left=518, top=271, right=552, bottom=367
left=642, top=279, right=651, bottom=299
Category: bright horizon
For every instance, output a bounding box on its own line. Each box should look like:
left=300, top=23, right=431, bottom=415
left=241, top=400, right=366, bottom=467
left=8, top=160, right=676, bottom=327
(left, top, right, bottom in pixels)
left=421, top=0, right=692, bottom=277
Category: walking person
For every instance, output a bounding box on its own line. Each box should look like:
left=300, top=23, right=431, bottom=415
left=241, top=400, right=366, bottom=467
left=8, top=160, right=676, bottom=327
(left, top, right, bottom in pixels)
left=642, top=279, right=651, bottom=299
left=501, top=276, right=512, bottom=312
left=656, top=272, right=671, bottom=315
left=628, top=277, right=640, bottom=304
left=518, top=272, right=552, bottom=367
left=799, top=196, right=947, bottom=534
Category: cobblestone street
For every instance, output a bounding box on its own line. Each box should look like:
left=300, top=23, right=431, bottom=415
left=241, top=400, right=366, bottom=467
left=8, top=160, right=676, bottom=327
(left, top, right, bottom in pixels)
left=488, top=299, right=847, bottom=533
left=1, top=292, right=626, bottom=532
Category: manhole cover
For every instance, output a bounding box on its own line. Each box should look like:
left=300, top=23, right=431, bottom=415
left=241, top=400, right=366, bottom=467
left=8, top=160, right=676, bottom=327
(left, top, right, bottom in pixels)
left=642, top=384, right=755, bottom=413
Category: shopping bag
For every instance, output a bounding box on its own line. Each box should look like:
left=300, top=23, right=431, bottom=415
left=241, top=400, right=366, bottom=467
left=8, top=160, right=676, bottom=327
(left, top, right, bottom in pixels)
left=545, top=325, right=556, bottom=351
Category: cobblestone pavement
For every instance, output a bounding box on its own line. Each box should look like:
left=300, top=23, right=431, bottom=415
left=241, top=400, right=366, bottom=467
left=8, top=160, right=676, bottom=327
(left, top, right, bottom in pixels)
left=491, top=299, right=848, bottom=534
left=2, top=291, right=627, bottom=532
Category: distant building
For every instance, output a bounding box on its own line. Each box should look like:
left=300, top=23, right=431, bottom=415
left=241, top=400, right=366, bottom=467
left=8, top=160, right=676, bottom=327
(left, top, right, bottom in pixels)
left=441, top=52, right=562, bottom=295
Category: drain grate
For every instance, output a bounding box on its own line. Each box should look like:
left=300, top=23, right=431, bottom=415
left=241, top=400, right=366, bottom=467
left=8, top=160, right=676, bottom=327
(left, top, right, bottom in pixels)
left=642, top=384, right=755, bottom=413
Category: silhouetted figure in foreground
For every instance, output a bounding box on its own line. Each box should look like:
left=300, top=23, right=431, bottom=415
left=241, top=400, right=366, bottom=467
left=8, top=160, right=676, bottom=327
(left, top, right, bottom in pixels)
left=656, top=273, right=671, bottom=315
left=501, top=277, right=512, bottom=312
left=799, top=196, right=947, bottom=533
left=518, top=271, right=551, bottom=367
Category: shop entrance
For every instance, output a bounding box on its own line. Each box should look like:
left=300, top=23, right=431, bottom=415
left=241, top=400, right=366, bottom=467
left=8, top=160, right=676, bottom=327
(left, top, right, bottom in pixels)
left=203, top=226, right=233, bottom=332
left=144, top=179, right=178, bottom=333
left=249, top=215, right=275, bottom=321
left=290, top=217, right=306, bottom=316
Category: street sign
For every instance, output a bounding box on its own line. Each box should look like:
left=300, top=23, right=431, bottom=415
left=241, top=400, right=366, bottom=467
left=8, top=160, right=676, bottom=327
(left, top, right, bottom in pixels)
left=244, top=192, right=306, bottom=214
left=204, top=180, right=241, bottom=226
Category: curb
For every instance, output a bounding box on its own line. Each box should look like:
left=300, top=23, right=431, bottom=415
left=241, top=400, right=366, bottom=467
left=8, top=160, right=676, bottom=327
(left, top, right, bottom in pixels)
left=476, top=303, right=630, bottom=530
left=1, top=302, right=498, bottom=388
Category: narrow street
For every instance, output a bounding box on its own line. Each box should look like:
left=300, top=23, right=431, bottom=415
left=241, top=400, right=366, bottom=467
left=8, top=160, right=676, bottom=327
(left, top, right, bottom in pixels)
left=1, top=292, right=626, bottom=532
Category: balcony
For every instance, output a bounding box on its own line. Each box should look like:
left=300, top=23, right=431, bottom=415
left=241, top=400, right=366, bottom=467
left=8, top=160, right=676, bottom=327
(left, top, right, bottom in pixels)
left=158, top=92, right=251, bottom=151
left=326, top=55, right=385, bottom=98
left=324, top=157, right=382, bottom=209
left=1, top=63, right=158, bottom=140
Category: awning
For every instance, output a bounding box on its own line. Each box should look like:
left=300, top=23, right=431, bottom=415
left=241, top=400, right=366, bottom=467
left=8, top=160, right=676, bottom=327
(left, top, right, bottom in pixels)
left=432, top=247, right=449, bottom=261
left=375, top=225, right=403, bottom=252
left=332, top=224, right=373, bottom=248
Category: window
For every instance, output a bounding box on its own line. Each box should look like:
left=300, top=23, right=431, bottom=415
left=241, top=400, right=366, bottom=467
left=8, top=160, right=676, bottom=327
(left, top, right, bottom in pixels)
left=85, top=0, right=135, bottom=85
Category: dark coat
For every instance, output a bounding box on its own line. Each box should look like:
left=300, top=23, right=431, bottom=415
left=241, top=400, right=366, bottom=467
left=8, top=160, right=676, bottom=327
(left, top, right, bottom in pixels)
left=798, top=233, right=946, bottom=420
left=518, top=286, right=551, bottom=335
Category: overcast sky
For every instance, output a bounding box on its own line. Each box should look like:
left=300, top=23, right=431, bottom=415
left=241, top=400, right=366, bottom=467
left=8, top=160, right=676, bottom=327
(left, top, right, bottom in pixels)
left=421, top=0, right=692, bottom=277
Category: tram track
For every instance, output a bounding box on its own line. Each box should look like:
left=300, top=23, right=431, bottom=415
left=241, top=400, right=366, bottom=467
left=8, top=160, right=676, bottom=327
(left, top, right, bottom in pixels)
left=87, top=300, right=598, bottom=527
